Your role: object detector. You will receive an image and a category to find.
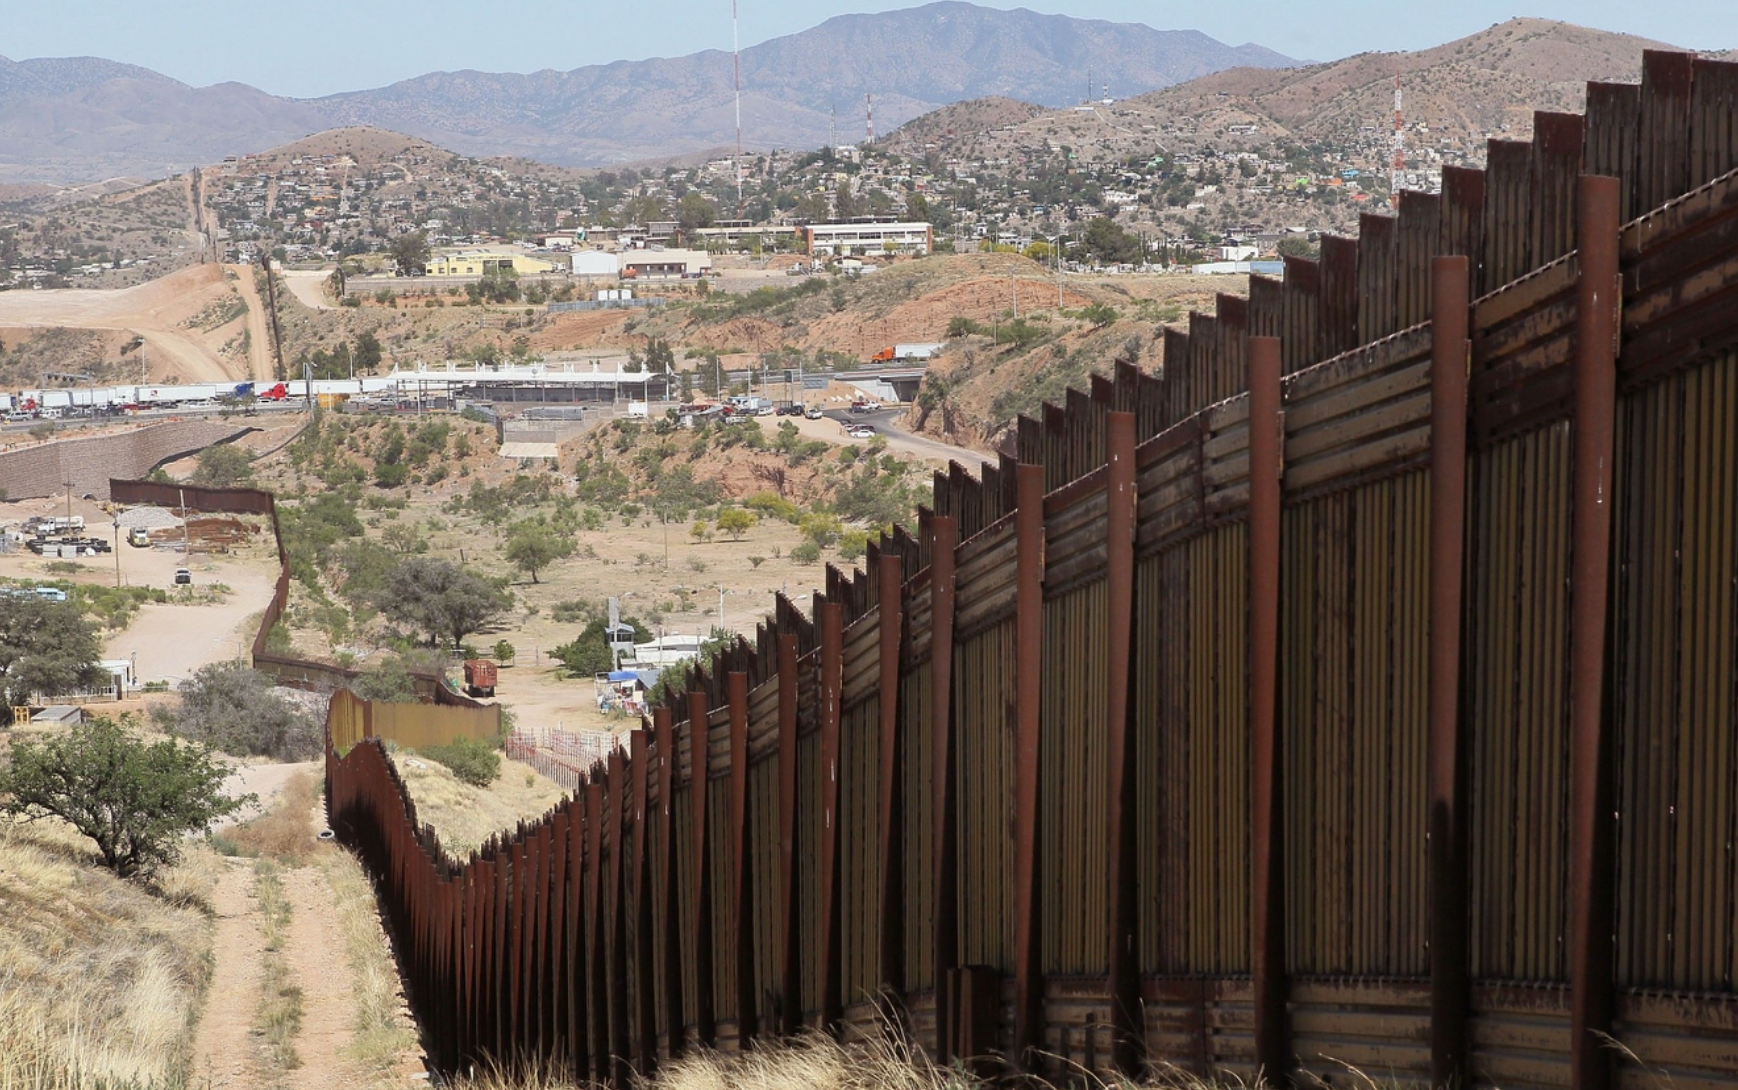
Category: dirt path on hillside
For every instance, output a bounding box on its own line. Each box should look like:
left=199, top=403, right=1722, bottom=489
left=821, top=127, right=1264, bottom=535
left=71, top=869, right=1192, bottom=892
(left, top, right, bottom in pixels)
left=280, top=866, right=373, bottom=1090
left=189, top=862, right=268, bottom=1090
left=281, top=269, right=337, bottom=311
left=0, top=265, right=248, bottom=383
left=233, top=264, right=275, bottom=379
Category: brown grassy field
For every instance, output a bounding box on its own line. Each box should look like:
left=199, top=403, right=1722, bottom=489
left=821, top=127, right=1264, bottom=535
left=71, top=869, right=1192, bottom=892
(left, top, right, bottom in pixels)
left=0, top=815, right=220, bottom=1089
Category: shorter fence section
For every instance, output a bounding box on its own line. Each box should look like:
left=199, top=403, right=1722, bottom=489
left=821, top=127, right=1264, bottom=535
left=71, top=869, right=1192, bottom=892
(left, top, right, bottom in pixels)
left=503, top=724, right=621, bottom=788
left=328, top=689, right=502, bottom=751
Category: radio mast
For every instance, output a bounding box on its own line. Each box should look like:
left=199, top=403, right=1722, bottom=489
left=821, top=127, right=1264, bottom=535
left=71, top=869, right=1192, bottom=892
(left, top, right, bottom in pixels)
left=733, top=0, right=744, bottom=217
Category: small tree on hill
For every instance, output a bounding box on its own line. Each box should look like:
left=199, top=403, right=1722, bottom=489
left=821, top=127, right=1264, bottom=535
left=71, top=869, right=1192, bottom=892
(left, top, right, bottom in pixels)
left=389, top=230, right=431, bottom=276
left=379, top=556, right=509, bottom=649
left=190, top=443, right=255, bottom=487
left=716, top=508, right=758, bottom=540
left=0, top=718, right=249, bottom=878
left=505, top=522, right=572, bottom=584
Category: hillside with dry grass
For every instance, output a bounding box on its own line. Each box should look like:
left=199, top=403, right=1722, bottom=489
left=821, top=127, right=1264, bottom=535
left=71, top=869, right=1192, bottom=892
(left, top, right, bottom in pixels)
left=0, top=780, right=220, bottom=1088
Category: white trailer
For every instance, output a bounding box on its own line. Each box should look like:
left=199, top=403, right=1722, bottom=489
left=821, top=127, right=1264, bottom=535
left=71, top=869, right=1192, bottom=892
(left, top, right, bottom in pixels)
left=894, top=343, right=944, bottom=361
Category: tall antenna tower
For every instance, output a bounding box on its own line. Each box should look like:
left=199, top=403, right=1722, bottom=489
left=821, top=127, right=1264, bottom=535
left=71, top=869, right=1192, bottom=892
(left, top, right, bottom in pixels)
left=865, top=93, right=874, bottom=143
left=1390, top=74, right=1405, bottom=202
left=733, top=0, right=744, bottom=217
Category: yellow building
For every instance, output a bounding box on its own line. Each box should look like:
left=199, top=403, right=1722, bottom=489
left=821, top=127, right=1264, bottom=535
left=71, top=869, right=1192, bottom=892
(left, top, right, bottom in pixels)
left=426, top=248, right=566, bottom=277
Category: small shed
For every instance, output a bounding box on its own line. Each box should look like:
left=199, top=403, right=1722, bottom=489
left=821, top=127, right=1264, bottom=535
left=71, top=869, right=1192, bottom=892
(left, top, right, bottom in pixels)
left=31, top=705, right=86, bottom=726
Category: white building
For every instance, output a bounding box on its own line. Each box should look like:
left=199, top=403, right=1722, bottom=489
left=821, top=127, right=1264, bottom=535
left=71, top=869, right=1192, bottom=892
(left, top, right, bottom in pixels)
left=620, top=248, right=711, bottom=280
left=803, top=220, right=932, bottom=256
left=571, top=250, right=619, bottom=277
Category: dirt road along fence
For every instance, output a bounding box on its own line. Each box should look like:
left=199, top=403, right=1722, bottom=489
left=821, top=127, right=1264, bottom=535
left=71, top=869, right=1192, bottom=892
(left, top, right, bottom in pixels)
left=327, top=50, right=1738, bottom=1090
left=108, top=478, right=500, bottom=731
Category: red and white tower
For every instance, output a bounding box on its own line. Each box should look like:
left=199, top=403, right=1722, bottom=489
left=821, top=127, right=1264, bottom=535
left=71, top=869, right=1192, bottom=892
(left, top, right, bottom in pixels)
left=1390, top=74, right=1405, bottom=202
left=733, top=0, right=744, bottom=217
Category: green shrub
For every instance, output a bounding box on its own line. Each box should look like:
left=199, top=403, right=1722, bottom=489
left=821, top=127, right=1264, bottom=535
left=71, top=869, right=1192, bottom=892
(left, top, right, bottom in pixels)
left=421, top=736, right=501, bottom=787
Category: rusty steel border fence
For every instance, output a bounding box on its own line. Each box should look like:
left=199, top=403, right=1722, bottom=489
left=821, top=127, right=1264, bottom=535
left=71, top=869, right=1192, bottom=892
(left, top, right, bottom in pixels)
left=107, top=478, right=499, bottom=724
left=326, top=50, right=1738, bottom=1089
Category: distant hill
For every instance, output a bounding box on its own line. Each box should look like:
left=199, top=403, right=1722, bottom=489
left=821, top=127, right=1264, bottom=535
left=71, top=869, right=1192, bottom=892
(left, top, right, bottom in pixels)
left=882, top=19, right=1700, bottom=178
left=1123, top=18, right=1681, bottom=147
left=0, top=2, right=1296, bottom=184
left=881, top=96, right=1047, bottom=155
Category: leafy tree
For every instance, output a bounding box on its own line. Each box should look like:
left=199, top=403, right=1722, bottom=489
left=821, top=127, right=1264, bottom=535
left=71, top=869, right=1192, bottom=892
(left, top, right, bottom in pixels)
left=389, top=231, right=431, bottom=275
left=353, top=331, right=383, bottom=373
left=1080, top=302, right=1120, bottom=327
left=678, top=192, right=718, bottom=234
left=0, top=718, right=248, bottom=878
left=716, top=508, right=758, bottom=540
left=505, top=521, right=573, bottom=583
left=552, top=615, right=651, bottom=678
left=0, top=596, right=104, bottom=704
left=157, top=662, right=322, bottom=760
left=1082, top=216, right=1143, bottom=265
left=798, top=511, right=843, bottom=548
left=190, top=442, right=255, bottom=487
left=378, top=557, right=509, bottom=648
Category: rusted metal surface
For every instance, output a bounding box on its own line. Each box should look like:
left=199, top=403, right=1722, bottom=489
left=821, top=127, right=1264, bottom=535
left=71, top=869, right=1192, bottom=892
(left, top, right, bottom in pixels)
left=1427, top=255, right=1472, bottom=1088
left=320, top=52, right=1738, bottom=1089
left=876, top=552, right=907, bottom=1004
left=1011, top=464, right=1045, bottom=1067
left=1568, top=173, right=1622, bottom=1090
left=817, top=601, right=845, bottom=1031
left=1102, top=412, right=1140, bottom=1073
left=1247, top=337, right=1287, bottom=1082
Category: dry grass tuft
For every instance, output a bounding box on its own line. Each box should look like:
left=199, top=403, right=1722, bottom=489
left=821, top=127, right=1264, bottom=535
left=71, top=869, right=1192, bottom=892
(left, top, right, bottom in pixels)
left=0, top=817, right=219, bottom=1089
left=449, top=1029, right=1446, bottom=1090
left=222, top=770, right=320, bottom=864
left=314, top=844, right=420, bottom=1076
left=252, top=859, right=304, bottom=1071
left=396, top=751, right=567, bottom=859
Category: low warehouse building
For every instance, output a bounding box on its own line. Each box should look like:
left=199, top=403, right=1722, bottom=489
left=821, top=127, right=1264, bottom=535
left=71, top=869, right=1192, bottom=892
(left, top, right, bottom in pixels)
left=427, top=248, right=567, bottom=277
left=804, top=220, right=932, bottom=256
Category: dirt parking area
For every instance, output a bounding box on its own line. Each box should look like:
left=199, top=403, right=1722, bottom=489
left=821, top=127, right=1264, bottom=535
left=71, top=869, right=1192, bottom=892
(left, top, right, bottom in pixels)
left=0, top=492, right=281, bottom=687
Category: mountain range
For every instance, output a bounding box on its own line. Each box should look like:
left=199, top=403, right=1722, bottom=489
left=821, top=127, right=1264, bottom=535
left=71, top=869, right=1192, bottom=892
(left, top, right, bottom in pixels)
left=0, top=1, right=1296, bottom=185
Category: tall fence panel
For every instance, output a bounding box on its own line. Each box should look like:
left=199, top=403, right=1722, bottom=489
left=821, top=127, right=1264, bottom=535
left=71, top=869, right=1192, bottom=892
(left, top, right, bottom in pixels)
left=325, top=52, right=1738, bottom=1090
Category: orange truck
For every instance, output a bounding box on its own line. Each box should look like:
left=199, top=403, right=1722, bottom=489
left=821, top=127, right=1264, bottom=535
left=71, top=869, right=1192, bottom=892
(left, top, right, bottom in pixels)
left=463, top=659, right=498, bottom=697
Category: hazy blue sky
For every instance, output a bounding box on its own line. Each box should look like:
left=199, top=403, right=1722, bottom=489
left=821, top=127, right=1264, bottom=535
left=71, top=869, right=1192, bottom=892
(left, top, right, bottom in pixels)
left=2, top=0, right=1731, bottom=98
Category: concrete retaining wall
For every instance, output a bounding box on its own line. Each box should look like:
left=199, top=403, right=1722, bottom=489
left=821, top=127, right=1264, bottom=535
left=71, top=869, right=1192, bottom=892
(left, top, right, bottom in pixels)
left=0, top=420, right=252, bottom=501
